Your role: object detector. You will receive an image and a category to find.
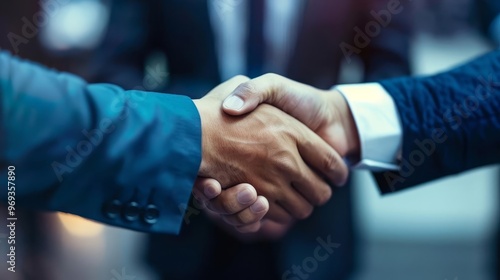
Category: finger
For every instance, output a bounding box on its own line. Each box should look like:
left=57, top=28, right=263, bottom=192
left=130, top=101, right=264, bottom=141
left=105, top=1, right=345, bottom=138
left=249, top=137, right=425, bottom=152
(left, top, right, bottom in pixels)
left=222, top=73, right=313, bottom=115
left=296, top=124, right=349, bottom=187
left=192, top=177, right=222, bottom=203
left=291, top=164, right=332, bottom=206
left=265, top=202, right=294, bottom=224
left=222, top=73, right=282, bottom=115
left=206, top=183, right=257, bottom=215
left=276, top=187, right=314, bottom=220
left=204, top=75, right=250, bottom=100
left=221, top=196, right=269, bottom=226
left=235, top=222, right=262, bottom=233
left=283, top=129, right=336, bottom=205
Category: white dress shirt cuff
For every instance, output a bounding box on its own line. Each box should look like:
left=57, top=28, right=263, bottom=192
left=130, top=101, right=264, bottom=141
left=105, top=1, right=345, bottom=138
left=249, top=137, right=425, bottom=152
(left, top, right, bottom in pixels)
left=334, top=83, right=402, bottom=171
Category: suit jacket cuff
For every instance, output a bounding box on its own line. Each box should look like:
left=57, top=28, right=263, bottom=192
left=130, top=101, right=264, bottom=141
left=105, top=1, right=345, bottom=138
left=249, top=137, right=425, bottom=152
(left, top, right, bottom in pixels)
left=1, top=52, right=201, bottom=234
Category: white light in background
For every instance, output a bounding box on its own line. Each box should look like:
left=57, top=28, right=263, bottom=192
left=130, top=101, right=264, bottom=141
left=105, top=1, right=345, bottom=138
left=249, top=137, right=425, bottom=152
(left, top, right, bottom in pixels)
left=55, top=213, right=106, bottom=278
left=57, top=212, right=104, bottom=237
left=41, top=0, right=109, bottom=51
left=57, top=212, right=105, bottom=263
left=354, top=167, right=499, bottom=240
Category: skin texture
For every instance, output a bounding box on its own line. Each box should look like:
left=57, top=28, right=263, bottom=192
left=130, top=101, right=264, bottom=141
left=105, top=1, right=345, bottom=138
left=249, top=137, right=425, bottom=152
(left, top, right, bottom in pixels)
left=223, top=74, right=360, bottom=159
left=202, top=73, right=361, bottom=237
left=192, top=177, right=269, bottom=233
left=192, top=76, right=348, bottom=228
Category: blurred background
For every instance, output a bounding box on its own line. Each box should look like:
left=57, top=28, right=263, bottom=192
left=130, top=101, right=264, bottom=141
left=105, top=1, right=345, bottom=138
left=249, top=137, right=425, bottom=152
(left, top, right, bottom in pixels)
left=0, top=0, right=499, bottom=279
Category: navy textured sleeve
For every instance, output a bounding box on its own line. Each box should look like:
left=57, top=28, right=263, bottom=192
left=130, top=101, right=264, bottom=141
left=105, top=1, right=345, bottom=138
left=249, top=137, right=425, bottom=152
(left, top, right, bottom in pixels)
left=0, top=52, right=201, bottom=234
left=375, top=50, right=500, bottom=193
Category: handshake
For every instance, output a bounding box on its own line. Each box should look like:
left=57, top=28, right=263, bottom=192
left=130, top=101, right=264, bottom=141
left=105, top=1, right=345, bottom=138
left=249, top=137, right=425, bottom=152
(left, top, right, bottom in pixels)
left=190, top=74, right=361, bottom=236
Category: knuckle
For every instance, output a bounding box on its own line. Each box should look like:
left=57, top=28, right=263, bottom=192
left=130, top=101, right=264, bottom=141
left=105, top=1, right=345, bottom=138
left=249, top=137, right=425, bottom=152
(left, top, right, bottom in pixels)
left=275, top=154, right=299, bottom=174
left=324, top=152, right=340, bottom=174
left=233, top=74, right=249, bottom=81
left=262, top=73, right=278, bottom=80
left=235, top=81, right=257, bottom=97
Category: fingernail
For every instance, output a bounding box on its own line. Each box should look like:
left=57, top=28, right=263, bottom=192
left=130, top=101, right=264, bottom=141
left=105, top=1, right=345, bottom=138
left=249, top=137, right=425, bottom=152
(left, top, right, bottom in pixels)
left=237, top=188, right=255, bottom=204
left=250, top=199, right=267, bottom=213
left=223, top=95, right=244, bottom=111
left=204, top=184, right=219, bottom=199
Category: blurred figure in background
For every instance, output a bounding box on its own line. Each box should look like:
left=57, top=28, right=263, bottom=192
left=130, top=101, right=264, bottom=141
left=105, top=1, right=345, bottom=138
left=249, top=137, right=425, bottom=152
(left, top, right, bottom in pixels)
left=475, top=0, right=500, bottom=47
left=0, top=1, right=57, bottom=66
left=84, top=0, right=411, bottom=279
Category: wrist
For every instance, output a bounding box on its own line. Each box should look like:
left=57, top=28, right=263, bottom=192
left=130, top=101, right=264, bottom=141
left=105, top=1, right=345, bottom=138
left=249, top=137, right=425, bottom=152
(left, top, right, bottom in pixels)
left=193, top=99, right=211, bottom=177
left=329, top=90, right=361, bottom=159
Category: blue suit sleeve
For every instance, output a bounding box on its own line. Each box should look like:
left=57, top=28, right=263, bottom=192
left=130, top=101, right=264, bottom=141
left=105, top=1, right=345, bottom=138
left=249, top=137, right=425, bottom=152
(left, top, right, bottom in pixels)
left=374, top=50, right=500, bottom=193
left=0, top=52, right=201, bottom=234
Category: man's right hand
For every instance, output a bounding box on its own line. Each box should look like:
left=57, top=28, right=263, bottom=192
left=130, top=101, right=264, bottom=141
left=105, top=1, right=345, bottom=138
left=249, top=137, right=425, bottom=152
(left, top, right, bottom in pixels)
left=222, top=74, right=361, bottom=160
left=193, top=76, right=348, bottom=223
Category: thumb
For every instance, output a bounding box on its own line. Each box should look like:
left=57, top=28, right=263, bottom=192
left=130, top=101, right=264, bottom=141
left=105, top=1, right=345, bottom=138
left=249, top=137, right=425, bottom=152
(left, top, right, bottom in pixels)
left=222, top=73, right=285, bottom=116
left=203, top=75, right=250, bottom=100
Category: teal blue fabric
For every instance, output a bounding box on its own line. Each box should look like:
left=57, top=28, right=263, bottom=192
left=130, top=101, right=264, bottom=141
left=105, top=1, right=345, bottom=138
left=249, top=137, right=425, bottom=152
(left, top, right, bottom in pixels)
left=0, top=52, right=201, bottom=234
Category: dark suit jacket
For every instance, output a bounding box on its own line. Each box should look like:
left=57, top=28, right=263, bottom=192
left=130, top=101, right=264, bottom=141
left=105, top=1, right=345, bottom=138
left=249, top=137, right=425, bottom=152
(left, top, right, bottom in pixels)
left=375, top=50, right=500, bottom=192
left=0, top=51, right=201, bottom=235
left=476, top=0, right=500, bottom=42
left=87, top=0, right=411, bottom=90
left=86, top=1, right=411, bottom=279
left=376, top=50, right=500, bottom=279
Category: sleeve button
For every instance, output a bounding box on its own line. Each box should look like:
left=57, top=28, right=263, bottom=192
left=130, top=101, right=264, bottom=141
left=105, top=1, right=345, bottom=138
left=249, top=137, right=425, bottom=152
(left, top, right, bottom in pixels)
left=103, top=199, right=122, bottom=219
left=143, top=204, right=160, bottom=224
left=123, top=201, right=140, bottom=222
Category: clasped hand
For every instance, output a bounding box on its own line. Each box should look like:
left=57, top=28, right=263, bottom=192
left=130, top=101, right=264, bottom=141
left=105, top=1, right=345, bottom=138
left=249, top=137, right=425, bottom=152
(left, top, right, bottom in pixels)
left=191, top=75, right=358, bottom=236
